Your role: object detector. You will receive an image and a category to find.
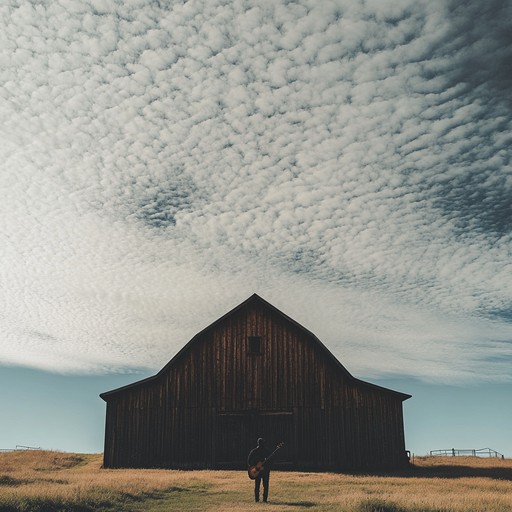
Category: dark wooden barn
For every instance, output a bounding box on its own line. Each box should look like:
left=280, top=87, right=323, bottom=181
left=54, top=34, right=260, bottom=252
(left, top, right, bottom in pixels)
left=100, top=294, right=411, bottom=470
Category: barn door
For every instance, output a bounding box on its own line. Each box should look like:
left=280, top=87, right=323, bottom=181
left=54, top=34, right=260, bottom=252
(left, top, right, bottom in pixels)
left=252, top=412, right=293, bottom=465
left=214, top=411, right=294, bottom=467
left=214, top=413, right=252, bottom=467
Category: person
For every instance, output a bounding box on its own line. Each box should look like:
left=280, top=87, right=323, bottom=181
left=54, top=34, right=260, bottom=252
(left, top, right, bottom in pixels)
left=247, top=437, right=271, bottom=503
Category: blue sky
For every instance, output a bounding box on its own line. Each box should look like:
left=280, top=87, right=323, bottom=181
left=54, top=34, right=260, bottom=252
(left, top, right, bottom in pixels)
left=1, top=0, right=511, bottom=457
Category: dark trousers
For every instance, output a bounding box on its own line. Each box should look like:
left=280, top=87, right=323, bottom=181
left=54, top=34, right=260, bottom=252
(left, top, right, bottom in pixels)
left=254, top=470, right=270, bottom=502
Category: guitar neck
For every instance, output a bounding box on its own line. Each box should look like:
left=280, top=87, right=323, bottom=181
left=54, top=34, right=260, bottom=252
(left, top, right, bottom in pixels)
left=265, top=445, right=282, bottom=464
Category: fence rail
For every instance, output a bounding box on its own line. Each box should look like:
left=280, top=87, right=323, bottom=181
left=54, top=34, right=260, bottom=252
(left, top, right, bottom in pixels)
left=430, top=448, right=504, bottom=459
left=0, top=446, right=41, bottom=452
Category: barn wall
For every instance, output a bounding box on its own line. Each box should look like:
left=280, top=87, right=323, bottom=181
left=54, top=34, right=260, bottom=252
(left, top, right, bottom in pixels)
left=103, top=299, right=408, bottom=469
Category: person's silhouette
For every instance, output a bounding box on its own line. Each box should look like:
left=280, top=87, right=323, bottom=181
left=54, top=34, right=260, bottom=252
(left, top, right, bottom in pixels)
left=247, top=438, right=271, bottom=502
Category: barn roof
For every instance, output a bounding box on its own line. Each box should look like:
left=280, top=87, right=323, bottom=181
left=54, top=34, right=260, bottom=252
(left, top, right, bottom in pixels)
left=100, top=293, right=411, bottom=401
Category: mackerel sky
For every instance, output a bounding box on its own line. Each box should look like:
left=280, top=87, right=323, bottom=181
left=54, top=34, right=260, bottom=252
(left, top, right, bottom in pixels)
left=1, top=0, right=512, bottom=386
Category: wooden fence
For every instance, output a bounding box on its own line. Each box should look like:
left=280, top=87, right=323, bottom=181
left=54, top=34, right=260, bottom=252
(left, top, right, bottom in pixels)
left=430, top=448, right=504, bottom=459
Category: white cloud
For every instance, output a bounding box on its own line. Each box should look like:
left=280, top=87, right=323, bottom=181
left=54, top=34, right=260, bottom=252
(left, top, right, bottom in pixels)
left=1, top=0, right=511, bottom=383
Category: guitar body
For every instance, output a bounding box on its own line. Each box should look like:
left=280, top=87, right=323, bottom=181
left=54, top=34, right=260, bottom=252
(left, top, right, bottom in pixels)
left=247, top=461, right=266, bottom=480
left=247, top=442, right=284, bottom=480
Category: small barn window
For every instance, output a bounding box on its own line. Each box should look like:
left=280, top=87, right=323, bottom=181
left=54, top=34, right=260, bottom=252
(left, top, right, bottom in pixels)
left=248, top=336, right=261, bottom=355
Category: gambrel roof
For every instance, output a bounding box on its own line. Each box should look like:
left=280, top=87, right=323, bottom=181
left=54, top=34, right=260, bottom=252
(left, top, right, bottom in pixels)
left=100, top=293, right=411, bottom=401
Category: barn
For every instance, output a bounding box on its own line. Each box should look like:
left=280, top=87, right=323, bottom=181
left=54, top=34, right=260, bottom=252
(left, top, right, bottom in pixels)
left=100, top=294, right=411, bottom=470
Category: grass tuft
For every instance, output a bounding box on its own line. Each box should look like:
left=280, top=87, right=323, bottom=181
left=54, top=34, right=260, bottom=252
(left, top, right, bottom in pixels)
left=0, top=477, right=21, bottom=487
left=355, top=499, right=451, bottom=512
left=356, top=499, right=406, bottom=512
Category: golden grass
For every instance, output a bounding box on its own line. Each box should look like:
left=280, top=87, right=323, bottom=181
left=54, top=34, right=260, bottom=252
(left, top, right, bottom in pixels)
left=1, top=451, right=512, bottom=511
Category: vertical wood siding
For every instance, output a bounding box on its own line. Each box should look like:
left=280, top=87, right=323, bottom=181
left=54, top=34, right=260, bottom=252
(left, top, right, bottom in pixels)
left=103, top=298, right=409, bottom=470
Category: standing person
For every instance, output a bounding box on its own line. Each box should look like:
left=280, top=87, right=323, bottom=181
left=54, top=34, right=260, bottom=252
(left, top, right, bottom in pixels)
left=247, top=438, right=271, bottom=503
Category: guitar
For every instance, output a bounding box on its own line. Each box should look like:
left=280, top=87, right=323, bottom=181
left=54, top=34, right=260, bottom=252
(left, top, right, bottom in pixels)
left=247, top=442, right=284, bottom=480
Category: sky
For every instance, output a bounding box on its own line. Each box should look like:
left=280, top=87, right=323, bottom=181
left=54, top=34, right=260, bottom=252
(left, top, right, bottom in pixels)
left=1, top=0, right=511, bottom=457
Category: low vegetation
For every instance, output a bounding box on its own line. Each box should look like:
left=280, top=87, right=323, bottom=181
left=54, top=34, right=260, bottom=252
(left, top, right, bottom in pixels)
left=1, top=450, right=512, bottom=511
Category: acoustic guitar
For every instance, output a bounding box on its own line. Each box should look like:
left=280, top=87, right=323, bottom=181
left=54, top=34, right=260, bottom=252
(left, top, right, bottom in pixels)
left=247, top=442, right=285, bottom=480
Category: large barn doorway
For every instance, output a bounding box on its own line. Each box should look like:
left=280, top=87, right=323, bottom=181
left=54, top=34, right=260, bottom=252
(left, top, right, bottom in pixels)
left=214, top=411, right=294, bottom=468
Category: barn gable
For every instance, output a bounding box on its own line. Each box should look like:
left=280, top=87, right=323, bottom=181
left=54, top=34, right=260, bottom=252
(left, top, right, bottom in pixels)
left=100, top=294, right=411, bottom=470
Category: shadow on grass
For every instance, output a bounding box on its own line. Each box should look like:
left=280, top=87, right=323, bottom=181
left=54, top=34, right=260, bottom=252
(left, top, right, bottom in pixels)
left=294, top=464, right=512, bottom=481
left=379, top=464, right=512, bottom=481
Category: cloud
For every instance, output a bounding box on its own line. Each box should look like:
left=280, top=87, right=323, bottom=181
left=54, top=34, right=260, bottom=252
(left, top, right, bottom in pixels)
left=1, top=0, right=511, bottom=383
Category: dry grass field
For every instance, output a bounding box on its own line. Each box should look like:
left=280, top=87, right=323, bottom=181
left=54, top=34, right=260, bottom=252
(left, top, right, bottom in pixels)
left=1, top=450, right=512, bottom=512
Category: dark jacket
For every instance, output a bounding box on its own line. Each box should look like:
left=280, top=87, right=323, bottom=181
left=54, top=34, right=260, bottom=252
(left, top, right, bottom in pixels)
left=247, top=445, right=271, bottom=467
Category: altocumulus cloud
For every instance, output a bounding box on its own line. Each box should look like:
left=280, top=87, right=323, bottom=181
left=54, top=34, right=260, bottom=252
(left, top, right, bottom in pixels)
left=1, top=0, right=511, bottom=382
